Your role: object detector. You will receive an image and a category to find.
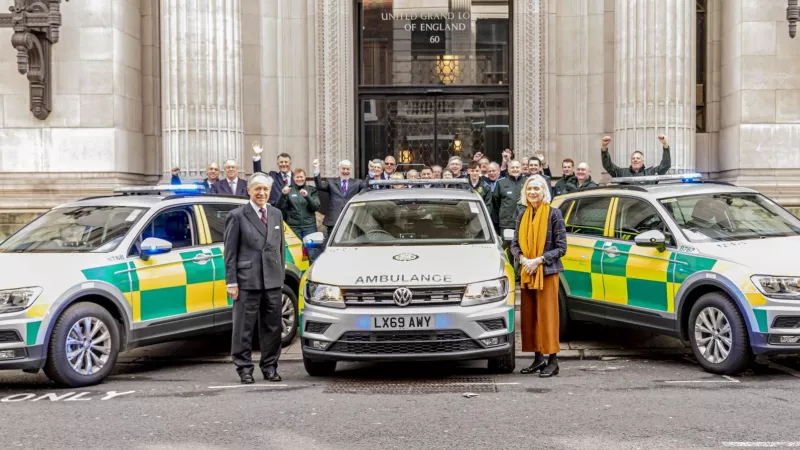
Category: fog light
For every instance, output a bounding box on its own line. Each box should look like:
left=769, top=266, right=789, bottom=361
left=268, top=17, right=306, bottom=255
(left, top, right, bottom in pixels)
left=311, top=340, right=330, bottom=350
left=770, top=334, right=800, bottom=344
left=0, top=349, right=25, bottom=360
left=481, top=337, right=500, bottom=347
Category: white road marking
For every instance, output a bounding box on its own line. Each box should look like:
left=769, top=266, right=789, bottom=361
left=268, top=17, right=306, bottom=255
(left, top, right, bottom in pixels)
left=664, top=375, right=739, bottom=384
left=208, top=384, right=290, bottom=389
left=722, top=442, right=800, bottom=447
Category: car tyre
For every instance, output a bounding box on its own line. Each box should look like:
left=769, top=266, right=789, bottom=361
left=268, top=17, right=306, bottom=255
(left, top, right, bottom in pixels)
left=43, top=302, right=120, bottom=388
left=303, top=354, right=337, bottom=376
left=488, top=335, right=516, bottom=374
left=688, top=292, right=753, bottom=375
left=281, top=285, right=299, bottom=347
left=558, top=288, right=571, bottom=340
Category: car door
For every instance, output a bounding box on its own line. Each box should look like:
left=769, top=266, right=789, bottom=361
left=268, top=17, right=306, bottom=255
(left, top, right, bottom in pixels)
left=600, top=196, right=677, bottom=332
left=126, top=205, right=216, bottom=341
left=200, top=203, right=242, bottom=326
left=559, top=196, right=613, bottom=320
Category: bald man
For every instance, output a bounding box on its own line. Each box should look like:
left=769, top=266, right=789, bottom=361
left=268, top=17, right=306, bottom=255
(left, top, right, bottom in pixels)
left=224, top=173, right=286, bottom=384
left=575, top=163, right=599, bottom=189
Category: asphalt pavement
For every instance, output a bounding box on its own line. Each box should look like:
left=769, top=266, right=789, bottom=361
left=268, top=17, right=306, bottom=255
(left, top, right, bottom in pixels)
left=2, top=322, right=800, bottom=449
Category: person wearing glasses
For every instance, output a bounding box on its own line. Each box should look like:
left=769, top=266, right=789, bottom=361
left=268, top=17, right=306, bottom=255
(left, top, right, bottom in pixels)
left=381, top=156, right=397, bottom=180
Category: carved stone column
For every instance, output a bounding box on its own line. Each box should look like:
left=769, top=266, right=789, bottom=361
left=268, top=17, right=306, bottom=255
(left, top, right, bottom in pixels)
left=512, top=0, right=548, bottom=154
left=160, top=0, right=244, bottom=179
left=614, top=0, right=696, bottom=172
left=313, top=0, right=355, bottom=176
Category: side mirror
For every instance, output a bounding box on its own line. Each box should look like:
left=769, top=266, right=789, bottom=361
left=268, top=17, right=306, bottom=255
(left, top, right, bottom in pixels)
left=303, top=232, right=326, bottom=249
left=503, top=229, right=515, bottom=242
left=634, top=230, right=666, bottom=251
left=140, top=237, right=172, bottom=261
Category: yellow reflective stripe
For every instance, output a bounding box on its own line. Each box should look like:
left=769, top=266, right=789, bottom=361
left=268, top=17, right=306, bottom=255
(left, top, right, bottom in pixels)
left=607, top=197, right=619, bottom=238
left=564, top=199, right=576, bottom=224
left=194, top=205, right=211, bottom=245
left=603, top=198, right=617, bottom=237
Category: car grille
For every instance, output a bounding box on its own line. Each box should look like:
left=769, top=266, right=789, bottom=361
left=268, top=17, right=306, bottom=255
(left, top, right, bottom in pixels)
left=342, top=286, right=465, bottom=307
left=328, top=330, right=480, bottom=354
left=305, top=321, right=331, bottom=334
left=477, top=318, right=506, bottom=331
left=773, top=316, right=800, bottom=328
left=0, top=330, right=22, bottom=343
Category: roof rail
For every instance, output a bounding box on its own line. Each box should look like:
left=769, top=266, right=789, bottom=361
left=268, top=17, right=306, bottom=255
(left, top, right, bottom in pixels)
left=368, top=178, right=470, bottom=187
left=577, top=185, right=648, bottom=193
left=113, top=184, right=207, bottom=196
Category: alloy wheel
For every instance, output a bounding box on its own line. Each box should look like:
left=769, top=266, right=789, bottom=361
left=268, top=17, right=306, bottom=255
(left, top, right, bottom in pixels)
left=281, top=293, right=295, bottom=339
left=65, top=317, right=112, bottom=375
left=694, top=306, right=732, bottom=364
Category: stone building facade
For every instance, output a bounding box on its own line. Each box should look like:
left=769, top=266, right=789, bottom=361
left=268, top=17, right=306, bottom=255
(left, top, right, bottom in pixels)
left=0, top=0, right=798, bottom=239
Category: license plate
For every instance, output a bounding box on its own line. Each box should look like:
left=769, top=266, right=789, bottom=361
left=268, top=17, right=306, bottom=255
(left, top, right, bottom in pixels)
left=370, top=315, right=434, bottom=330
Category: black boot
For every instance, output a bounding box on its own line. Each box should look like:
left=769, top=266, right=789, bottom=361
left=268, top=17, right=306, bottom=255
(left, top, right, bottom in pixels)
left=520, top=353, right=546, bottom=374
left=539, top=354, right=559, bottom=378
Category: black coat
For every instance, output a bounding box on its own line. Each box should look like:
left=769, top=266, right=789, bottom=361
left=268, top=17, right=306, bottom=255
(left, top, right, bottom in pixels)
left=314, top=175, right=365, bottom=227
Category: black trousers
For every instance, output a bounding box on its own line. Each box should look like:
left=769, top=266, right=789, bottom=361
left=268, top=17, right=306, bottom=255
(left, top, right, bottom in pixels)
left=231, top=287, right=282, bottom=375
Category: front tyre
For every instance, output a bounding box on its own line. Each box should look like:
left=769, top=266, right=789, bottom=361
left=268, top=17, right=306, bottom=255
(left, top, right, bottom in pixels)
left=488, top=338, right=516, bottom=374
left=688, top=292, right=753, bottom=375
left=43, top=302, right=120, bottom=387
left=280, top=286, right=299, bottom=347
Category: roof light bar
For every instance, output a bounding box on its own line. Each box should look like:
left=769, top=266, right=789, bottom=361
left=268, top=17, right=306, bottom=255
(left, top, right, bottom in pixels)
left=113, top=184, right=207, bottom=195
left=610, top=173, right=703, bottom=184
left=368, top=179, right=470, bottom=187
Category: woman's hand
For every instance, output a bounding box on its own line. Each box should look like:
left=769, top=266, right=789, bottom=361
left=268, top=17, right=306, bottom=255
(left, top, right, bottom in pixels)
left=521, top=256, right=543, bottom=274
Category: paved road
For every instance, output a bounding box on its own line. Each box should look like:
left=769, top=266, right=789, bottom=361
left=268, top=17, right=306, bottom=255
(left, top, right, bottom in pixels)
left=2, top=350, right=800, bottom=449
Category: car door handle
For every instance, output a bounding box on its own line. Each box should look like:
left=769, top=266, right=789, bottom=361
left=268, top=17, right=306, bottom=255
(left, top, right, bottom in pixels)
left=604, top=246, right=619, bottom=255
left=191, top=254, right=212, bottom=264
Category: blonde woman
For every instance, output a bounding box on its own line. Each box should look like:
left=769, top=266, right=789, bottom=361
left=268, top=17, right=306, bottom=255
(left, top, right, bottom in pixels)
left=510, top=175, right=567, bottom=377
left=391, top=172, right=406, bottom=189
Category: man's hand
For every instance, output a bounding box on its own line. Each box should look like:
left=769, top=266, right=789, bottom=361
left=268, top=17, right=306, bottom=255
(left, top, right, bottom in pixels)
left=535, top=150, right=547, bottom=167
left=282, top=186, right=290, bottom=195
left=313, top=159, right=320, bottom=170
left=171, top=167, right=180, bottom=175
left=299, top=189, right=308, bottom=197
left=227, top=286, right=239, bottom=301
left=472, top=152, right=483, bottom=162
left=658, top=134, right=668, bottom=148
left=601, top=136, right=612, bottom=151
left=252, top=141, right=263, bottom=155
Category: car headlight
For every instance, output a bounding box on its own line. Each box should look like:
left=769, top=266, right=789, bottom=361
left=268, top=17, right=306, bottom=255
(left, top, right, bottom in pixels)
left=305, top=282, right=346, bottom=309
left=461, top=277, right=509, bottom=307
left=0, top=287, right=43, bottom=313
left=752, top=276, right=800, bottom=300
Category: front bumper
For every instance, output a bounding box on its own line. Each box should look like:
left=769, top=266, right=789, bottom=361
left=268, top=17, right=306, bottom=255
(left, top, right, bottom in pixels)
left=300, top=299, right=514, bottom=362
left=0, top=309, right=46, bottom=370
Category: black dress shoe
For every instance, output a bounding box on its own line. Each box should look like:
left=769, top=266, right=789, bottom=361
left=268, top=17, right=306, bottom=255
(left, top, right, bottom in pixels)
left=520, top=359, right=547, bottom=374
left=264, top=370, right=282, bottom=382
left=240, top=373, right=255, bottom=384
left=539, top=364, right=559, bottom=378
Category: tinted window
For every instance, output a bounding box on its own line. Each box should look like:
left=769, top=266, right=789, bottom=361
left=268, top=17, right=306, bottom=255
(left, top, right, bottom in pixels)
left=566, top=197, right=611, bottom=237
left=203, top=204, right=240, bottom=244
left=614, top=197, right=675, bottom=246
left=129, top=207, right=197, bottom=256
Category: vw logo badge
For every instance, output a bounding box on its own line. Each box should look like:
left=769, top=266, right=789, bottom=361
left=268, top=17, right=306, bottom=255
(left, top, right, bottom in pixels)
left=393, top=287, right=413, bottom=307
left=393, top=253, right=419, bottom=262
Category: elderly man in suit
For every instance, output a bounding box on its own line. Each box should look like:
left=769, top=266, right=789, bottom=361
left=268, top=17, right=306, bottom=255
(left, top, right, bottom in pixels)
left=211, top=159, right=249, bottom=196
left=251, top=141, right=295, bottom=206
left=313, top=158, right=364, bottom=236
left=223, top=173, right=286, bottom=384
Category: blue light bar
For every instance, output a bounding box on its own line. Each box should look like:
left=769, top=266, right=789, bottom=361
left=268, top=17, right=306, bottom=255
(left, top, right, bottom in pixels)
left=113, top=184, right=207, bottom=195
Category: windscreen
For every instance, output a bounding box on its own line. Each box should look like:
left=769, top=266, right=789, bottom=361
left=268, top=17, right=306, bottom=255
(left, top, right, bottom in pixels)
left=331, top=199, right=493, bottom=246
left=0, top=206, right=145, bottom=253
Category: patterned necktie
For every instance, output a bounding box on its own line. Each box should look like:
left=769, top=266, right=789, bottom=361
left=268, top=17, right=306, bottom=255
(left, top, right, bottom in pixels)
left=283, top=175, right=289, bottom=186
left=259, top=208, right=267, bottom=227
left=342, top=179, right=348, bottom=192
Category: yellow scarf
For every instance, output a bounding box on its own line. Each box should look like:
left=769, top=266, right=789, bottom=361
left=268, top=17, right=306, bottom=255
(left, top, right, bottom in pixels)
left=519, top=203, right=550, bottom=290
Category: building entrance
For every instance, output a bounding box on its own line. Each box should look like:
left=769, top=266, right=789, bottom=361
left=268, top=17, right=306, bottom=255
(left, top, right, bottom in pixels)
left=357, top=0, right=511, bottom=176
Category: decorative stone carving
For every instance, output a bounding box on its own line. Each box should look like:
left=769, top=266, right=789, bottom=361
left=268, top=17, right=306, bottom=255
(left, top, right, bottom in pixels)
left=614, top=0, right=696, bottom=172
left=160, top=0, right=244, bottom=179
left=512, top=0, right=548, bottom=155
left=0, top=0, right=68, bottom=120
left=314, top=0, right=355, bottom=176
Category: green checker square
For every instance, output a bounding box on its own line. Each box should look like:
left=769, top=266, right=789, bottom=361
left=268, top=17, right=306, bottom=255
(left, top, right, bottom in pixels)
left=591, top=241, right=604, bottom=273
left=673, top=253, right=717, bottom=284
left=564, top=270, right=593, bottom=299
left=210, top=247, right=223, bottom=256
left=180, top=250, right=215, bottom=285
left=213, top=255, right=225, bottom=280
left=627, top=278, right=669, bottom=311
left=139, top=286, right=187, bottom=321
left=753, top=309, right=768, bottom=333
left=82, top=263, right=131, bottom=292
left=602, top=243, right=631, bottom=278
left=26, top=321, right=41, bottom=346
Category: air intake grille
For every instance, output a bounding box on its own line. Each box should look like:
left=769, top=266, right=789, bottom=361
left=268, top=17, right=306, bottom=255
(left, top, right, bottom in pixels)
left=0, top=330, right=21, bottom=343
left=773, top=316, right=800, bottom=328
left=342, top=286, right=464, bottom=307
left=305, top=321, right=331, bottom=334
left=328, top=330, right=480, bottom=354
left=477, top=318, right=506, bottom=331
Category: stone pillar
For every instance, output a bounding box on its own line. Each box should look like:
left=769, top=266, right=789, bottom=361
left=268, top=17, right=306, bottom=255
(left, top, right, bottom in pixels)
left=161, top=0, right=244, bottom=180
left=314, top=0, right=355, bottom=176
left=614, top=0, right=696, bottom=172
left=513, top=0, right=548, bottom=154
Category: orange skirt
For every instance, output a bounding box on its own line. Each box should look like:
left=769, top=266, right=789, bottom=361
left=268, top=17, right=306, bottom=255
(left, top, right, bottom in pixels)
left=519, top=274, right=560, bottom=354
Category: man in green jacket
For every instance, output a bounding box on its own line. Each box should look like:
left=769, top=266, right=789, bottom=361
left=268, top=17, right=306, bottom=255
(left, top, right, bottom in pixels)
left=574, top=162, right=599, bottom=189
left=553, top=158, right=577, bottom=197
left=461, top=161, right=494, bottom=216
left=493, top=160, right=526, bottom=278
left=601, top=135, right=671, bottom=183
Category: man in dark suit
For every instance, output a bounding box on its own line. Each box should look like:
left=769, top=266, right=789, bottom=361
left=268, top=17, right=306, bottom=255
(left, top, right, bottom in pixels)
left=251, top=141, right=294, bottom=206
left=223, top=174, right=286, bottom=384
left=312, top=158, right=364, bottom=236
left=211, top=159, right=249, bottom=196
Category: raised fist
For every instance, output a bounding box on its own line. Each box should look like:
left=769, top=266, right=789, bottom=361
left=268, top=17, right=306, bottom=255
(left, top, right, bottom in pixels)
left=312, top=159, right=320, bottom=169
left=299, top=189, right=308, bottom=197
left=281, top=186, right=290, bottom=195
left=252, top=141, right=263, bottom=154
left=472, top=152, right=483, bottom=162
left=601, top=136, right=612, bottom=150
left=658, top=134, right=668, bottom=147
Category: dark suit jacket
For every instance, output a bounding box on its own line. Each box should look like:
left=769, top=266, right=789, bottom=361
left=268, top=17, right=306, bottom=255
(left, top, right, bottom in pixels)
left=314, top=174, right=364, bottom=227
left=211, top=178, right=249, bottom=197
left=223, top=203, right=286, bottom=291
left=252, top=158, right=293, bottom=206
